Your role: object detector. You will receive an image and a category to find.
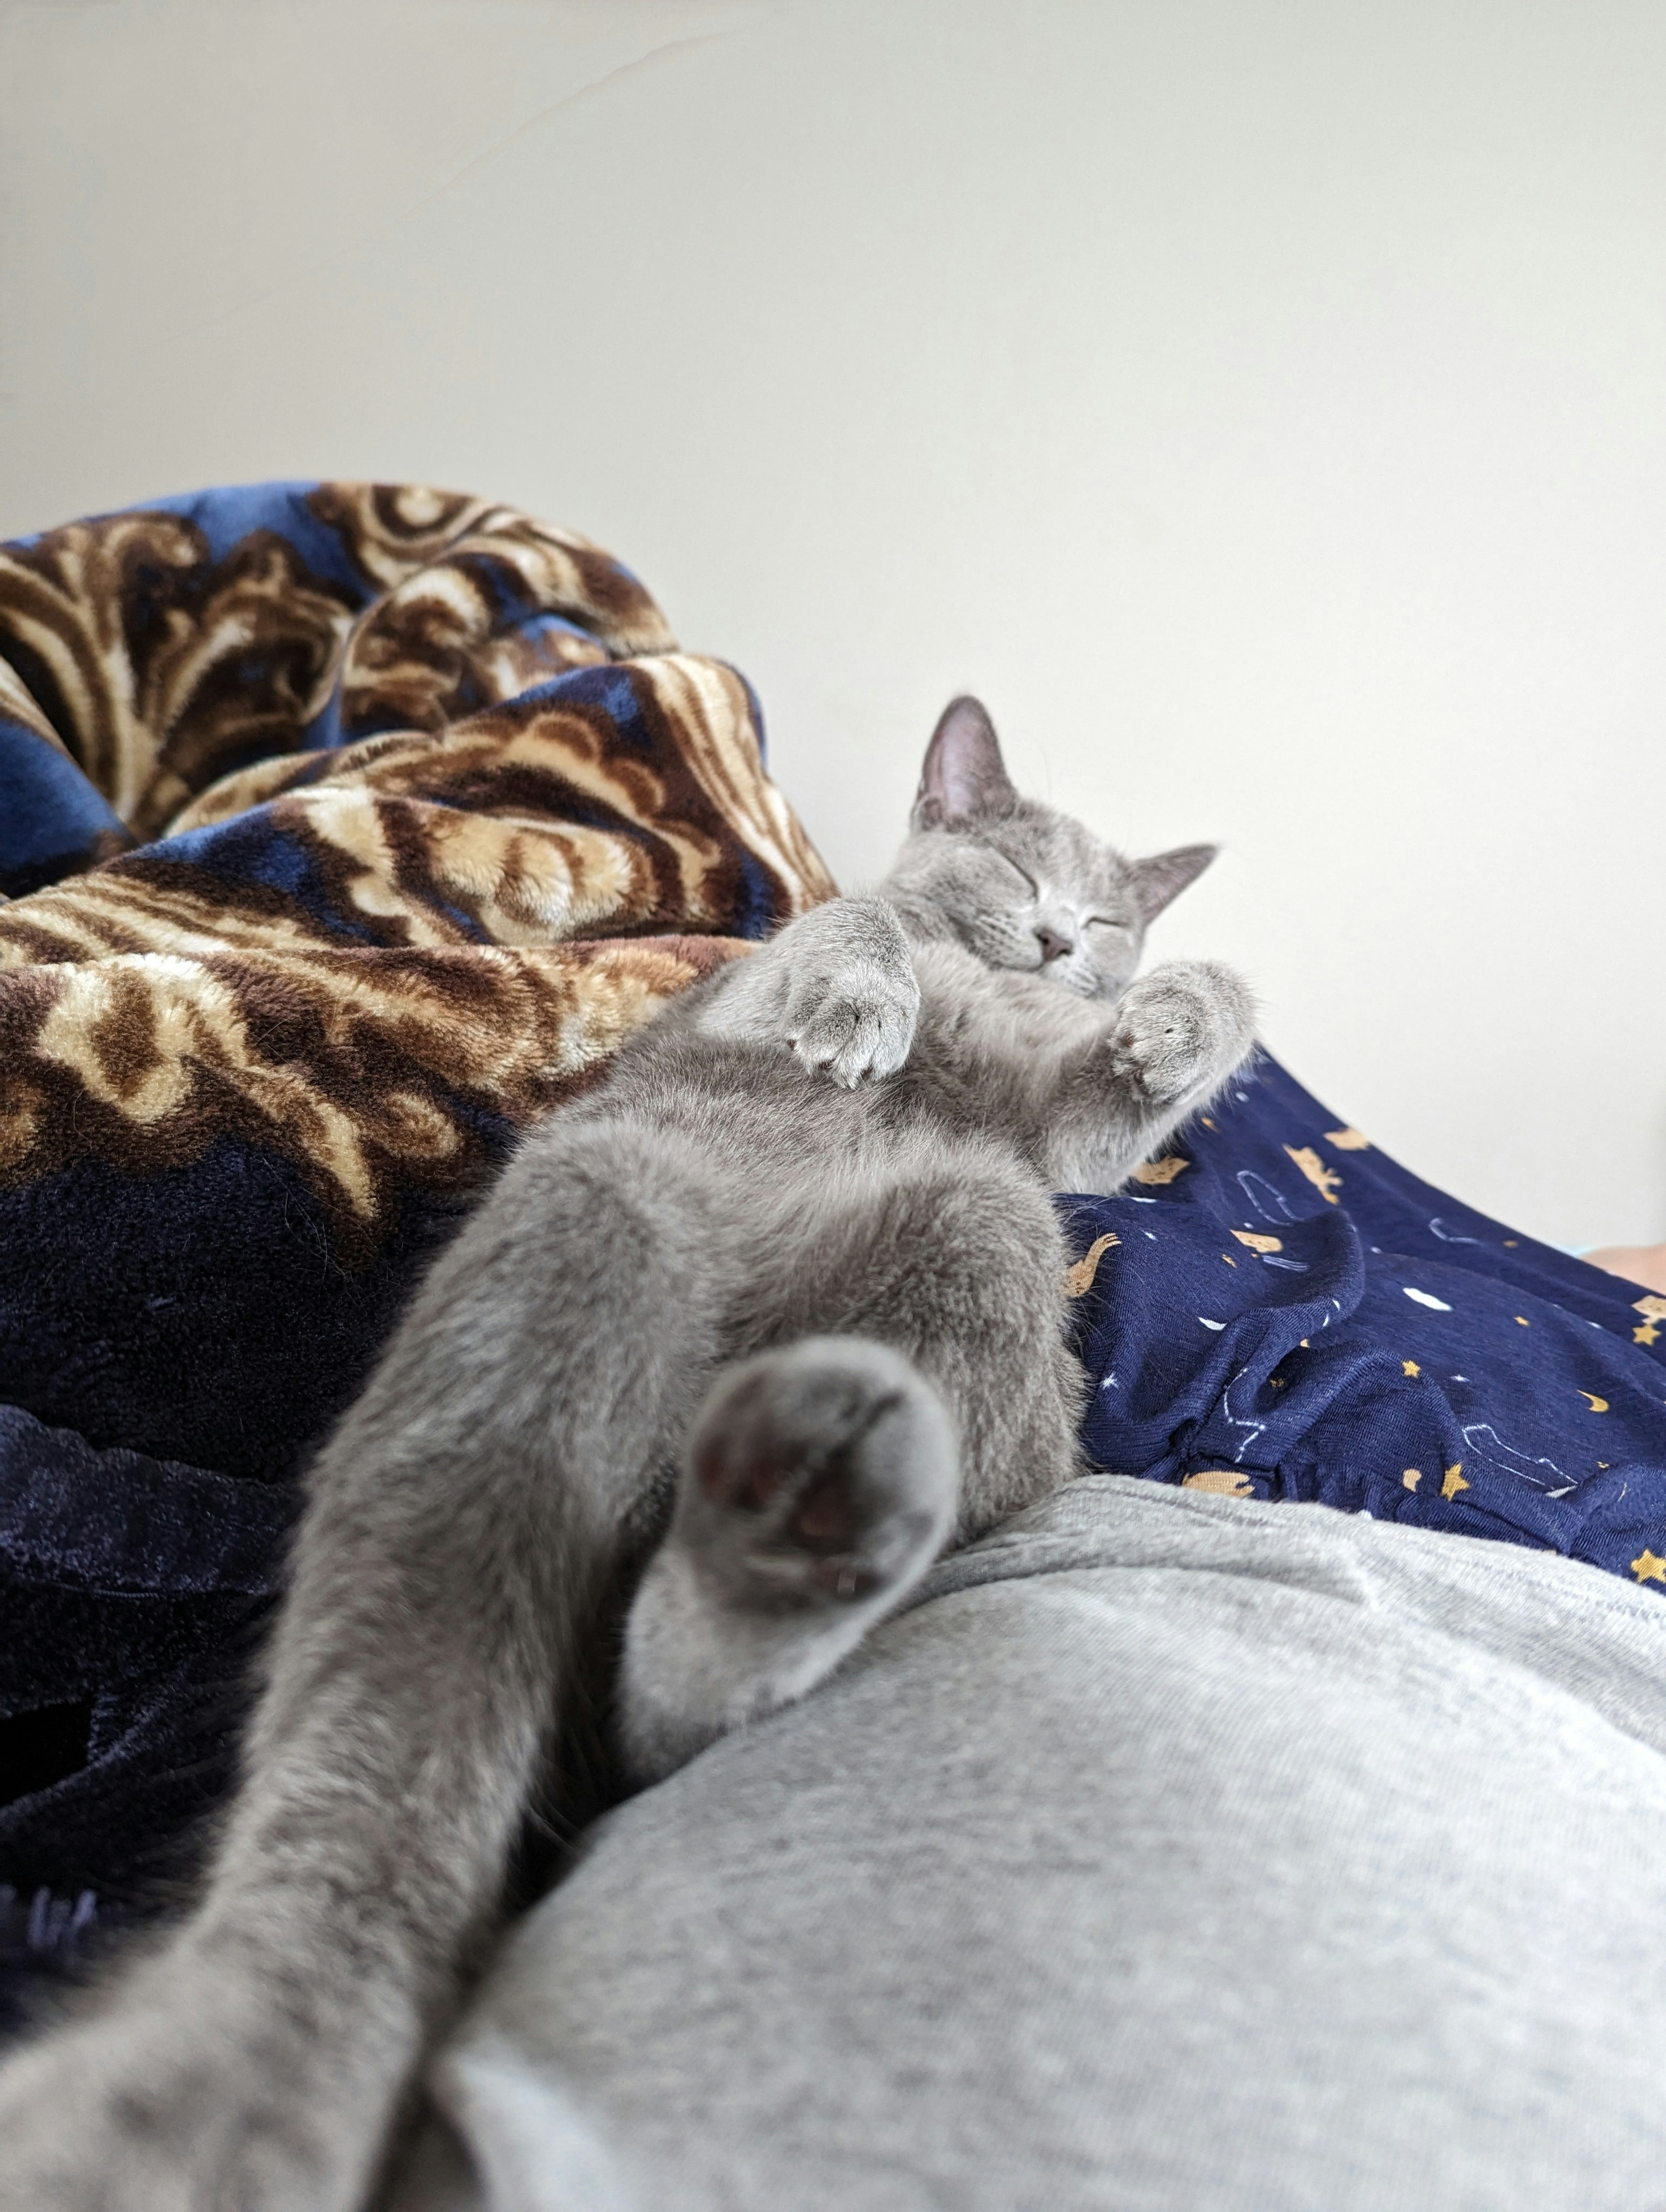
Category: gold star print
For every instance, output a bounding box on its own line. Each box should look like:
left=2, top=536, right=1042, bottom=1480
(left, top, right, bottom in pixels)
left=1635, top=1296, right=1666, bottom=1348
left=1233, top=1230, right=1283, bottom=1253
left=1325, top=1127, right=1371, bottom=1151
left=1402, top=1360, right=1420, bottom=1378
left=1285, top=1146, right=1342, bottom=1204
left=1441, top=1464, right=1469, bottom=1500
left=1063, top=1234, right=1120, bottom=1297
left=1132, top=1156, right=1189, bottom=1186
left=1630, top=1550, right=1666, bottom=1586
left=1402, top=1469, right=1423, bottom=1491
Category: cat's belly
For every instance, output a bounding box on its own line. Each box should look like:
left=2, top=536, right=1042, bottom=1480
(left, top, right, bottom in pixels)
left=571, top=1014, right=899, bottom=1178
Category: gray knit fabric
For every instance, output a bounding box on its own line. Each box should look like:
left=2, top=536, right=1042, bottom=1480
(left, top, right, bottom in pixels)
left=391, top=1476, right=1666, bottom=2211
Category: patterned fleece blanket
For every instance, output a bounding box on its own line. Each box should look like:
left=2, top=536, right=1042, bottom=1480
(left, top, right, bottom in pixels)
left=3, top=483, right=1663, bottom=2022
left=0, top=483, right=833, bottom=2018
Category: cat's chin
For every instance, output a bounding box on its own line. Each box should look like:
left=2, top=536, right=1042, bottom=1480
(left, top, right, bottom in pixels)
left=1008, top=959, right=1111, bottom=1002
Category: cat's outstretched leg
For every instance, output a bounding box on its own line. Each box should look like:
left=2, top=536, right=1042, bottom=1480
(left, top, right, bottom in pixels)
left=619, top=1139, right=1082, bottom=1780
left=764, top=1139, right=1086, bottom=1530
left=0, top=1119, right=732, bottom=2212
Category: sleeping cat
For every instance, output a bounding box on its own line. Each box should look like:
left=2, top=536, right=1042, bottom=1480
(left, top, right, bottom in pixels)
left=0, top=696, right=1256, bottom=2212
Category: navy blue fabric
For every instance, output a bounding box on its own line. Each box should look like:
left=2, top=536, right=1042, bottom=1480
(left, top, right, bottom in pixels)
left=0, top=1138, right=491, bottom=1485
left=1059, top=1056, right=1666, bottom=1583
left=0, top=740, right=131, bottom=896
left=0, top=1405, right=297, bottom=2025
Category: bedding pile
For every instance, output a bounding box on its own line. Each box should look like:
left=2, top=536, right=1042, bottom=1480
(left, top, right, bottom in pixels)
left=1, top=480, right=1662, bottom=2025
left=0, top=483, right=833, bottom=2017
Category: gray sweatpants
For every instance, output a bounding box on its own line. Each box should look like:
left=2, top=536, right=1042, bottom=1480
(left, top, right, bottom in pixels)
left=392, top=1475, right=1666, bottom=2211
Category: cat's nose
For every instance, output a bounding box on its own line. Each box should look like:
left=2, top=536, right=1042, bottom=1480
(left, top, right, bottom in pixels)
left=1035, top=927, right=1073, bottom=965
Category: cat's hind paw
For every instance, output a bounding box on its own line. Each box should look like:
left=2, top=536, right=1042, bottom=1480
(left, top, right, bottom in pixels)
left=618, top=1339, right=956, bottom=1781
left=0, top=1955, right=382, bottom=2212
left=685, top=1338, right=955, bottom=1606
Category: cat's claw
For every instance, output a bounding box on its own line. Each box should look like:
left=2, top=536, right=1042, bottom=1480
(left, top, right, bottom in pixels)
left=1105, top=959, right=1256, bottom=1105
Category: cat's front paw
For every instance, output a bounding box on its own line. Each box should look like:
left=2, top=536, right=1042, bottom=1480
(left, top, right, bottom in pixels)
left=1106, top=959, right=1256, bottom=1105
left=778, top=903, right=920, bottom=1086
left=782, top=962, right=919, bottom=1087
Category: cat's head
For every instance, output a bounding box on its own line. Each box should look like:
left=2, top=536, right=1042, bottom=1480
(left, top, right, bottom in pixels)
left=880, top=696, right=1216, bottom=1001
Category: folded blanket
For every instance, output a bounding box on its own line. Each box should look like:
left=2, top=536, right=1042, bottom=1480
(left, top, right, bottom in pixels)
left=0, top=484, right=833, bottom=2017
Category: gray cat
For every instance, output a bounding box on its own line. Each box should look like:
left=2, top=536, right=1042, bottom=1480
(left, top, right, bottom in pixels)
left=0, top=697, right=1255, bottom=2212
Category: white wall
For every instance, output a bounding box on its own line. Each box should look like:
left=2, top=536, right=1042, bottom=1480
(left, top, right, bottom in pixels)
left=3, top=0, right=1662, bottom=1248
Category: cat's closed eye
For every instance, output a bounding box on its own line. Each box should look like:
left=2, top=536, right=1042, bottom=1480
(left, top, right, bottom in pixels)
left=987, top=851, right=1038, bottom=900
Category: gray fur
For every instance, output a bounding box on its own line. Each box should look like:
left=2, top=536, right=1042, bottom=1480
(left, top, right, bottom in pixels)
left=0, top=697, right=1255, bottom=2211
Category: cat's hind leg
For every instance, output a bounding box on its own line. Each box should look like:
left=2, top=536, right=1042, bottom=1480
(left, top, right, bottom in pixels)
left=761, top=1132, right=1086, bottom=1535
left=619, top=1136, right=1082, bottom=1781
left=0, top=1114, right=735, bottom=2212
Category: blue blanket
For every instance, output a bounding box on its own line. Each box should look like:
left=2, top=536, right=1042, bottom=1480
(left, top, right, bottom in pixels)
left=2, top=482, right=1662, bottom=2023
left=1060, top=1061, right=1666, bottom=1574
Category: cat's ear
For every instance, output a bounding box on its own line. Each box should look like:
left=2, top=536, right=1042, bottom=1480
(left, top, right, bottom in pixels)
left=1129, top=843, right=1217, bottom=920
left=913, top=696, right=1017, bottom=828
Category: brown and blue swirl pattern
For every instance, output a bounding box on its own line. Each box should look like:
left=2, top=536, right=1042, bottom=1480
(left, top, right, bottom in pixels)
left=0, top=484, right=833, bottom=1918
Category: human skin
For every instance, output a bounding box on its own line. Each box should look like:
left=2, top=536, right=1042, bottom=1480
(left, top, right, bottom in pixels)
left=1586, top=1243, right=1666, bottom=1296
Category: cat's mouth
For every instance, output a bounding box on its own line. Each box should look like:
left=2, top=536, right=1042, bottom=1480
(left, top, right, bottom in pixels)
left=1053, top=966, right=1106, bottom=1000
left=1013, top=950, right=1102, bottom=999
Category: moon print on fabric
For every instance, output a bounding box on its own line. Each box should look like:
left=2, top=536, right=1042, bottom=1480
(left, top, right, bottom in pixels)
left=1054, top=1056, right=1666, bottom=1597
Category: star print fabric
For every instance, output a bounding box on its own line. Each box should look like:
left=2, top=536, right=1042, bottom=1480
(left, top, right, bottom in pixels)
left=1059, top=1057, right=1666, bottom=1590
